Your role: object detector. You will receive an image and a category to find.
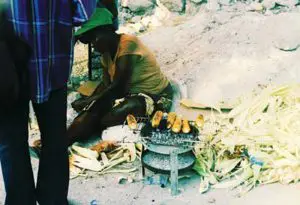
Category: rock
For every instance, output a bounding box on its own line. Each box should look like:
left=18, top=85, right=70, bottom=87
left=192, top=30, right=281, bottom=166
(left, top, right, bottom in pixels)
left=118, top=26, right=136, bottom=35
left=120, top=11, right=133, bottom=21
left=152, top=1, right=172, bottom=23
left=159, top=0, right=184, bottom=12
left=185, top=1, right=202, bottom=15
left=131, top=16, right=142, bottom=23
left=207, top=198, right=216, bottom=204
left=190, top=0, right=207, bottom=4
left=121, top=0, right=154, bottom=14
left=149, top=16, right=164, bottom=28
left=262, top=0, right=279, bottom=9
left=262, top=0, right=295, bottom=10
left=141, top=16, right=152, bottom=27
left=247, top=2, right=265, bottom=12
left=205, top=0, right=221, bottom=11
left=119, top=22, right=147, bottom=35
left=218, top=0, right=235, bottom=6
left=295, top=5, right=300, bottom=12
left=131, top=23, right=147, bottom=33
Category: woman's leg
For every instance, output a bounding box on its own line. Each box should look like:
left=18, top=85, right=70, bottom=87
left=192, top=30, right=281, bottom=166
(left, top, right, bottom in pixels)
left=100, top=96, right=146, bottom=128
left=67, top=96, right=146, bottom=144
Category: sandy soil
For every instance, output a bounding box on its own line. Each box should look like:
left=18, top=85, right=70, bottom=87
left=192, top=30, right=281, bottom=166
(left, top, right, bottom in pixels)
left=141, top=9, right=300, bottom=106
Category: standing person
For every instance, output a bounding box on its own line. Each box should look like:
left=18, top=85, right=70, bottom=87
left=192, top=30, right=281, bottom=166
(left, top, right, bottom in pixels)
left=0, top=1, right=95, bottom=205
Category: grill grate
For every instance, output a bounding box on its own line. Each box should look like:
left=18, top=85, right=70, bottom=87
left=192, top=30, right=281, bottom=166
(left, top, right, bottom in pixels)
left=140, top=119, right=199, bottom=147
left=123, top=116, right=200, bottom=146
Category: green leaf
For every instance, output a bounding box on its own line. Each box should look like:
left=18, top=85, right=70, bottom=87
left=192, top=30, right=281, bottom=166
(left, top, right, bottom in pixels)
left=193, top=158, right=208, bottom=176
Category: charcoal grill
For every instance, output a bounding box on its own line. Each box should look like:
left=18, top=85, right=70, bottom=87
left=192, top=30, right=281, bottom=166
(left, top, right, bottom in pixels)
left=129, top=117, right=199, bottom=195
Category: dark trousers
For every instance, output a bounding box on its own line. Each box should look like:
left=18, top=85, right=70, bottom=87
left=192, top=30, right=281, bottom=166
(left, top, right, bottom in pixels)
left=0, top=87, right=69, bottom=205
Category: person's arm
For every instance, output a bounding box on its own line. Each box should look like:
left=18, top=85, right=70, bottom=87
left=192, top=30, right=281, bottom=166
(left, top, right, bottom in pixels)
left=71, top=55, right=139, bottom=112
left=71, top=55, right=110, bottom=112
left=86, top=55, right=140, bottom=113
left=94, top=55, right=138, bottom=100
left=72, top=0, right=96, bottom=27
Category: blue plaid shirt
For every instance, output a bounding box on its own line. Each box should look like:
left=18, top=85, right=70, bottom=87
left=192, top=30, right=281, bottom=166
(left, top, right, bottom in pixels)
left=6, top=0, right=96, bottom=103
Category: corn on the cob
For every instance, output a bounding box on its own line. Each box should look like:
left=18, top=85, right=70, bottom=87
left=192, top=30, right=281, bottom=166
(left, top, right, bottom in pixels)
left=126, top=114, right=137, bottom=130
left=167, top=112, right=177, bottom=129
left=172, top=116, right=182, bottom=133
left=182, top=119, right=191, bottom=133
left=151, top=110, right=163, bottom=128
left=195, top=114, right=204, bottom=128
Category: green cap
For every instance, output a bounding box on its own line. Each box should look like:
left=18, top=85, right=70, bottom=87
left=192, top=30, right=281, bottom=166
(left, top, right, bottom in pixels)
left=75, top=8, right=113, bottom=37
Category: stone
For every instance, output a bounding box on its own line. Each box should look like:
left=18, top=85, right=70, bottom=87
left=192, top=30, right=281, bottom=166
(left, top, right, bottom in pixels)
left=121, top=0, right=154, bottom=14
left=247, top=2, right=265, bottom=12
left=205, top=0, right=221, bottom=11
left=262, top=0, right=296, bottom=10
left=121, top=12, right=133, bottom=21
left=262, top=0, right=279, bottom=9
left=118, top=25, right=137, bottom=35
left=131, top=16, right=142, bottom=23
left=160, top=0, right=184, bottom=12
left=185, top=1, right=202, bottom=15
left=149, top=17, right=164, bottom=28
left=141, top=16, right=152, bottom=27
left=218, top=0, right=234, bottom=6
left=131, top=23, right=147, bottom=33
left=190, top=0, right=207, bottom=3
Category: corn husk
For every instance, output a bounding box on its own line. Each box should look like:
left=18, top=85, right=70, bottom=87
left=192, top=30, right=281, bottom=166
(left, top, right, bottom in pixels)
left=71, top=145, right=99, bottom=160
left=194, top=84, right=300, bottom=194
left=71, top=154, right=104, bottom=172
left=69, top=143, right=137, bottom=177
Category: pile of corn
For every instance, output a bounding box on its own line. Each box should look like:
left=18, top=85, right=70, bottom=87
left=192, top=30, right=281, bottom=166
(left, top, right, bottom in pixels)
left=194, top=84, right=300, bottom=195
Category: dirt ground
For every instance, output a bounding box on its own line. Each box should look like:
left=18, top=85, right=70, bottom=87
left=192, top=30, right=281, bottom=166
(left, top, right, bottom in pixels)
left=141, top=9, right=300, bottom=106
left=1, top=5, right=300, bottom=205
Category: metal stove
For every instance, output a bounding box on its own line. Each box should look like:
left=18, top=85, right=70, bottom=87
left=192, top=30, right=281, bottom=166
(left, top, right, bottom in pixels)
left=130, top=117, right=199, bottom=195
